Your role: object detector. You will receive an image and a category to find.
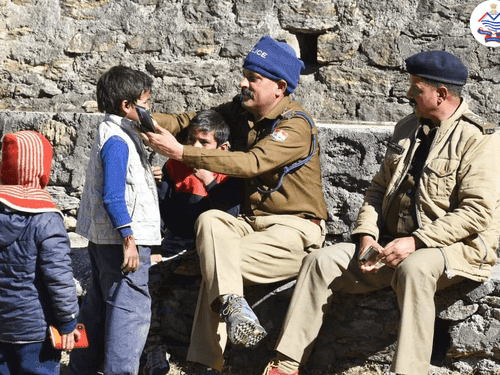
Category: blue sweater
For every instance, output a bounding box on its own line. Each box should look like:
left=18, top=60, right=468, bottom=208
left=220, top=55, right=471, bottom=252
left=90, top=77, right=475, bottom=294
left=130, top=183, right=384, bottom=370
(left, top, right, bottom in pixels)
left=101, top=135, right=133, bottom=238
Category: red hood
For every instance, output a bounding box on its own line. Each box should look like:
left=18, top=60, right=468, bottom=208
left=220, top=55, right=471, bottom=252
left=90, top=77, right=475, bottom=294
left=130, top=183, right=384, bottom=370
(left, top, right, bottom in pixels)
left=0, top=131, right=58, bottom=212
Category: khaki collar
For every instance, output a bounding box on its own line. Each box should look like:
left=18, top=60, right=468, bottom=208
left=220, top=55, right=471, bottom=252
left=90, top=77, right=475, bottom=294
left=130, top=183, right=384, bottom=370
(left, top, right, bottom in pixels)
left=434, top=100, right=468, bottom=142
left=417, top=100, right=469, bottom=143
left=251, top=96, right=292, bottom=124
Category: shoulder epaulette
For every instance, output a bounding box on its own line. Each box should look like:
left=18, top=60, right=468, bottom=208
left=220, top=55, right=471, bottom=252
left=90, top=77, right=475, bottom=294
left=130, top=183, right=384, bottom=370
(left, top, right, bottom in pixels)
left=462, top=112, right=497, bottom=135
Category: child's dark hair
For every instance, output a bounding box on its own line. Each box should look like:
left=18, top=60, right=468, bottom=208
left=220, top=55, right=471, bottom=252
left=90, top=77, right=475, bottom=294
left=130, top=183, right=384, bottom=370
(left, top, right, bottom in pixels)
left=188, top=110, right=230, bottom=147
left=96, top=66, right=153, bottom=115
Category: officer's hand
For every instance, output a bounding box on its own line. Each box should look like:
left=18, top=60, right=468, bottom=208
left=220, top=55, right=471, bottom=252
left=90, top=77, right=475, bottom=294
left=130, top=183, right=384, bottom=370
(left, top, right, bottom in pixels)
left=141, top=124, right=184, bottom=161
left=379, top=236, right=416, bottom=267
left=359, top=235, right=384, bottom=273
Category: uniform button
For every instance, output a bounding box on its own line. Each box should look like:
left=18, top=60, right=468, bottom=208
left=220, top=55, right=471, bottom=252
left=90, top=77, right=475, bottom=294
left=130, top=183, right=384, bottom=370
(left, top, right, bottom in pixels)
left=399, top=213, right=404, bottom=218
left=407, top=189, right=412, bottom=194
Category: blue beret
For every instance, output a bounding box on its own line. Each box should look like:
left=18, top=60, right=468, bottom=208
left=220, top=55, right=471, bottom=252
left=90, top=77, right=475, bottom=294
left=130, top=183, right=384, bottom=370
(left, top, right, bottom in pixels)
left=405, top=51, right=468, bottom=86
left=243, top=35, right=305, bottom=94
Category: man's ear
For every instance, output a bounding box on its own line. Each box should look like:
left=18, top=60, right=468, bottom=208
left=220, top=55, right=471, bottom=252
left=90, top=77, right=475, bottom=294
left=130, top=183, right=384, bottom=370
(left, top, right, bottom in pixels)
left=436, top=86, right=449, bottom=104
left=277, top=80, right=288, bottom=96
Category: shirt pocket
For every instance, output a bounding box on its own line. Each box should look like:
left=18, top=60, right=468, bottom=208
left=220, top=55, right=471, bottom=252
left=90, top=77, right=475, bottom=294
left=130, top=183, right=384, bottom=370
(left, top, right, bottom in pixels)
left=423, top=158, right=460, bottom=197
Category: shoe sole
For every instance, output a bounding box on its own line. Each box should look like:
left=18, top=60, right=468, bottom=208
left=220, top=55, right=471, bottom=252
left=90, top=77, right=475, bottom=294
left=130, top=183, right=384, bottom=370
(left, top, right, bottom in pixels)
left=229, top=321, right=267, bottom=348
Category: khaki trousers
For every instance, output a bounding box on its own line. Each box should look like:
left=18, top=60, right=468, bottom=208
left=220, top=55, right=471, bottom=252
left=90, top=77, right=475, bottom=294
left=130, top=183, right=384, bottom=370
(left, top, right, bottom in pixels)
left=186, top=210, right=326, bottom=371
left=275, top=243, right=464, bottom=375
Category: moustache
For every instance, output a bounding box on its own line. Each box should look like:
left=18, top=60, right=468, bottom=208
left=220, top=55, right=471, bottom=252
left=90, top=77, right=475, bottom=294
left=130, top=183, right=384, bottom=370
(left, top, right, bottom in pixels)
left=240, top=88, right=254, bottom=99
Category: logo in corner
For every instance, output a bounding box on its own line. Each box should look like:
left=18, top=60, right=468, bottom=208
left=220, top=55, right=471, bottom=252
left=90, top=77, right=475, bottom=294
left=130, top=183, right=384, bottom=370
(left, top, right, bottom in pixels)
left=470, top=1, right=500, bottom=47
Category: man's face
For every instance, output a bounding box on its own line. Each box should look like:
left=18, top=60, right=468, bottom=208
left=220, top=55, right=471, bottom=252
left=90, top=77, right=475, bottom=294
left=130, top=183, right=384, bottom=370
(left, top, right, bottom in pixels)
left=406, top=75, right=440, bottom=120
left=187, top=128, right=221, bottom=150
left=239, top=69, right=283, bottom=117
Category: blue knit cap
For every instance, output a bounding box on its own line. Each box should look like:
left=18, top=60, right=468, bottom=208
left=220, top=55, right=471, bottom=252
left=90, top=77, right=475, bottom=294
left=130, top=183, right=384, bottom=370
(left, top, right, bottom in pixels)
left=405, top=51, right=468, bottom=86
left=243, top=36, right=305, bottom=93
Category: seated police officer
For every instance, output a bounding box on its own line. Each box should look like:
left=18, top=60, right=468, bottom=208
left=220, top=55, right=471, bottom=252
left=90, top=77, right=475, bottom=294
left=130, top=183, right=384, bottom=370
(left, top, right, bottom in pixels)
left=261, top=51, right=500, bottom=375
left=143, top=35, right=327, bottom=375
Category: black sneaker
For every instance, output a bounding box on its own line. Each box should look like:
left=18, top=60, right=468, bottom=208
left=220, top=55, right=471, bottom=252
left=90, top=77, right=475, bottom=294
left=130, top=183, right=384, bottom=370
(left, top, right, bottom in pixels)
left=219, top=294, right=267, bottom=348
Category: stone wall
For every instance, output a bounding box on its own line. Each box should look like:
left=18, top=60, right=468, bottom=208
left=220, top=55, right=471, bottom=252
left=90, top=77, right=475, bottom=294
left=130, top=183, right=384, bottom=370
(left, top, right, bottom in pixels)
left=1, top=0, right=500, bottom=126
left=3, top=0, right=500, bottom=372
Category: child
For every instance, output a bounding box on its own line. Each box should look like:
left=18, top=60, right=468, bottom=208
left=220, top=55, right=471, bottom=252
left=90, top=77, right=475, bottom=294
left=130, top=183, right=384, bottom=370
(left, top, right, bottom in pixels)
left=156, top=109, right=241, bottom=247
left=0, top=130, right=80, bottom=374
left=141, top=110, right=240, bottom=375
left=69, top=66, right=162, bottom=375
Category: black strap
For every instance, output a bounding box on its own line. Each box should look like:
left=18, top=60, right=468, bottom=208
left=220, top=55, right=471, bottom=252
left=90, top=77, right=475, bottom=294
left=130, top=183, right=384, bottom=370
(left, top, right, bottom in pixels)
left=256, top=109, right=317, bottom=194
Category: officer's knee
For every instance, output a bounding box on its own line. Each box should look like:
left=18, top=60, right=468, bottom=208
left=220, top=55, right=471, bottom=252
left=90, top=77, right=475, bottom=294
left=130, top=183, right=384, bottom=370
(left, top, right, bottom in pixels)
left=194, top=209, right=224, bottom=232
left=392, top=250, right=440, bottom=291
left=303, top=247, right=344, bottom=280
left=397, top=255, right=427, bottom=279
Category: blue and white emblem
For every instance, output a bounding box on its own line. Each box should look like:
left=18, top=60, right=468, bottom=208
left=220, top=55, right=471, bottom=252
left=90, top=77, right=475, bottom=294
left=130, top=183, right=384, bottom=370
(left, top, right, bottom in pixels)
left=470, top=1, right=500, bottom=46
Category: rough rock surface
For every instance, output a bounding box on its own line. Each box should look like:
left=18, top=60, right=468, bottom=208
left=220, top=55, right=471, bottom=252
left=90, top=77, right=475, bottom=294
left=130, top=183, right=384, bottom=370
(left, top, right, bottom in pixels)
left=1, top=0, right=500, bottom=126
left=2, top=1, right=500, bottom=372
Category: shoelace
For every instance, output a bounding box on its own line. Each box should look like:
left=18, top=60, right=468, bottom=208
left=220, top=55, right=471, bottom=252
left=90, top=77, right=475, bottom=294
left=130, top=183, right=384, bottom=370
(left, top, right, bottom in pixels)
left=220, top=295, right=244, bottom=318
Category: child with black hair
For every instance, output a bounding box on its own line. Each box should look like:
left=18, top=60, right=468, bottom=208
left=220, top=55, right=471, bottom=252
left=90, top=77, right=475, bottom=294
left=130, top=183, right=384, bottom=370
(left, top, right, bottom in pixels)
left=155, top=110, right=241, bottom=243
left=140, top=110, right=241, bottom=375
left=69, top=66, right=161, bottom=375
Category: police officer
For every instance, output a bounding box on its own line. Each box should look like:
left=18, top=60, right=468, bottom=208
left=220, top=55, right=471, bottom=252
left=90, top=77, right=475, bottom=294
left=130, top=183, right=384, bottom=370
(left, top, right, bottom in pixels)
left=143, top=35, right=328, bottom=375
left=260, top=51, right=500, bottom=375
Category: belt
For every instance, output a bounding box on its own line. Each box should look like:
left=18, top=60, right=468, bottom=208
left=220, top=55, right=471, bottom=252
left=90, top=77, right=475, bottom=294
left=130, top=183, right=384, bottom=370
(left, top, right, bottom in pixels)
left=310, top=219, right=322, bottom=226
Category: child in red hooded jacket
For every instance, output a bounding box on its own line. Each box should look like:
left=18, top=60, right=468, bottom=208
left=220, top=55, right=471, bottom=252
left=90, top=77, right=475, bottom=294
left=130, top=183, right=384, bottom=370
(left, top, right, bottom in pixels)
left=0, top=130, right=80, bottom=374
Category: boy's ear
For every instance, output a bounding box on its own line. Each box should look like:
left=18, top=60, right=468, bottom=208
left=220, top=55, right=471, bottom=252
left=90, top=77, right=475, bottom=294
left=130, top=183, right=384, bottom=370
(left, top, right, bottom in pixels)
left=121, top=100, right=133, bottom=116
left=219, top=141, right=230, bottom=151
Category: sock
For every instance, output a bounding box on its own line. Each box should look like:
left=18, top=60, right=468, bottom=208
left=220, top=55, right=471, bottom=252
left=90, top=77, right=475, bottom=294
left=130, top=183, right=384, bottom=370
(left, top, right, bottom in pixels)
left=276, top=353, right=300, bottom=374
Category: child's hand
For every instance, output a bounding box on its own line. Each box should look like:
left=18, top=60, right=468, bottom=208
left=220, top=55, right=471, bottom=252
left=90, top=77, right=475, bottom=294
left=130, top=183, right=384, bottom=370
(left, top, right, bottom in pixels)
left=122, top=235, right=140, bottom=272
left=153, top=166, right=162, bottom=184
left=61, top=327, right=82, bottom=352
left=193, top=168, right=215, bottom=186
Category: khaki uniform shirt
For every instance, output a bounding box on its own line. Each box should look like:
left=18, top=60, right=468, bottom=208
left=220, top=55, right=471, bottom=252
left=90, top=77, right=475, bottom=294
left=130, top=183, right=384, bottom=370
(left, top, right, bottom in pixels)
left=153, top=96, right=328, bottom=221
left=384, top=123, right=437, bottom=238
left=353, top=101, right=500, bottom=281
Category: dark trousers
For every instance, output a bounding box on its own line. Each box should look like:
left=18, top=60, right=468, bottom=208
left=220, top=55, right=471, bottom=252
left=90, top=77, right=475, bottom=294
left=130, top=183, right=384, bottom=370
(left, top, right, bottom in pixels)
left=69, top=242, right=151, bottom=375
left=0, top=339, right=61, bottom=375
